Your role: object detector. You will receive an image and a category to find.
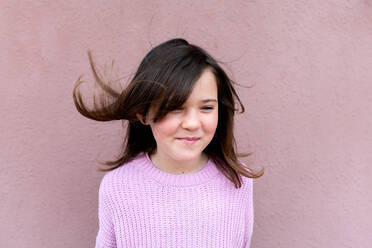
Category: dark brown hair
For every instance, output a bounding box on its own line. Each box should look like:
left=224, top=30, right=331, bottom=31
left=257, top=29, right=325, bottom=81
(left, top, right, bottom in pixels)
left=73, top=38, right=263, bottom=188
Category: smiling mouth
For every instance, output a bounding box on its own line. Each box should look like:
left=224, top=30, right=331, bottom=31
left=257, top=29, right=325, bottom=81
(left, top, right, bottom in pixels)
left=177, top=137, right=200, bottom=141
left=176, top=137, right=200, bottom=144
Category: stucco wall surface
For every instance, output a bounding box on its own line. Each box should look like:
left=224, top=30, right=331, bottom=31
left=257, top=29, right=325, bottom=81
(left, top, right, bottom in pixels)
left=0, top=1, right=371, bottom=247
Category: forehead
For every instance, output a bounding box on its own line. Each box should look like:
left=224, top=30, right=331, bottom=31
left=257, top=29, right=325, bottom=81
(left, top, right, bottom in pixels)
left=148, top=68, right=218, bottom=120
left=186, top=69, right=218, bottom=102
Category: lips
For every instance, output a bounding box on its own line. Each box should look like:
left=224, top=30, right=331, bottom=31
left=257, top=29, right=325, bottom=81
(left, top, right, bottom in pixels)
left=177, top=137, right=200, bottom=141
left=176, top=137, right=200, bottom=145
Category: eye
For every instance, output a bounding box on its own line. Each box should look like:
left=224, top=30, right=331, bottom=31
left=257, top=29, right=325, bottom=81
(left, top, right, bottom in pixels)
left=201, top=106, right=215, bottom=111
left=170, top=107, right=184, bottom=113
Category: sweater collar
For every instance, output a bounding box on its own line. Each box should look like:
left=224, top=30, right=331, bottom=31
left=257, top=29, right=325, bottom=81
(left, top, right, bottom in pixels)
left=136, top=153, right=220, bottom=187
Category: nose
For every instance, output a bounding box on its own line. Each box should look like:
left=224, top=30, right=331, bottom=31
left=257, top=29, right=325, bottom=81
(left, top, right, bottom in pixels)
left=181, top=110, right=200, bottom=130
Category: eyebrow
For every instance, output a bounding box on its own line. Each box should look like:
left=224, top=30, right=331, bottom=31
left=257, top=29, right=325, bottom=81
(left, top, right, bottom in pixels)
left=200, top=99, right=218, bottom=103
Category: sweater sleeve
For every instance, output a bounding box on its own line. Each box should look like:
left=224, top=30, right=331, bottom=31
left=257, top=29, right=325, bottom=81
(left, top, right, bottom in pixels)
left=95, top=174, right=117, bottom=248
left=243, top=177, right=254, bottom=248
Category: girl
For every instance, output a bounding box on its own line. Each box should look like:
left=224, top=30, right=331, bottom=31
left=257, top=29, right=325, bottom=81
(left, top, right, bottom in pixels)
left=73, top=38, right=264, bottom=248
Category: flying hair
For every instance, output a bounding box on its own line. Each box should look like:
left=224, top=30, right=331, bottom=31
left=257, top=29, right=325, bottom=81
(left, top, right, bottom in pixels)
left=73, top=38, right=264, bottom=188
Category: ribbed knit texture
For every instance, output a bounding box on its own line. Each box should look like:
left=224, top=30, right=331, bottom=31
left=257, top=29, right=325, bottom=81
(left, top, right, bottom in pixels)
left=95, top=153, right=254, bottom=248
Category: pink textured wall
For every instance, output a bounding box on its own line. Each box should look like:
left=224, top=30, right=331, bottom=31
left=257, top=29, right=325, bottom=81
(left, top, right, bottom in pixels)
left=1, top=1, right=371, bottom=247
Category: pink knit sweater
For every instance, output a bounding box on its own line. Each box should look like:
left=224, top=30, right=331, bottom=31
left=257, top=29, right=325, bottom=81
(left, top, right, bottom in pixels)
left=95, top=153, right=254, bottom=248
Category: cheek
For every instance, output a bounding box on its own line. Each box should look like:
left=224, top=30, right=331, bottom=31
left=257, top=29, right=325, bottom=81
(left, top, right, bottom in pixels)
left=150, top=118, right=179, bottom=141
left=203, top=114, right=219, bottom=135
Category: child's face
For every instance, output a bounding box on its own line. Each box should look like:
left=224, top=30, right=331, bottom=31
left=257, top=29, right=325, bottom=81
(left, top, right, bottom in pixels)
left=147, top=69, right=218, bottom=165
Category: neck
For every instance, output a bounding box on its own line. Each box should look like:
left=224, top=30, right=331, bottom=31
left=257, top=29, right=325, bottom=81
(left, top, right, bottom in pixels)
left=149, top=151, right=208, bottom=175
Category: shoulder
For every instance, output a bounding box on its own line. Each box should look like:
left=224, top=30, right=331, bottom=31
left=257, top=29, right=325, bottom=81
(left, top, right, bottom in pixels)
left=236, top=160, right=254, bottom=191
left=99, top=154, right=147, bottom=192
left=240, top=175, right=253, bottom=193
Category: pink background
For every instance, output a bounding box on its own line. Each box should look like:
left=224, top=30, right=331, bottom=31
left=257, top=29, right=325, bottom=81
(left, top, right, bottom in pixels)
left=1, top=1, right=371, bottom=247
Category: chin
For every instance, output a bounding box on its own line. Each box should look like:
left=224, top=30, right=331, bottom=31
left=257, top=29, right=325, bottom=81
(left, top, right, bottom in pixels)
left=172, top=151, right=202, bottom=162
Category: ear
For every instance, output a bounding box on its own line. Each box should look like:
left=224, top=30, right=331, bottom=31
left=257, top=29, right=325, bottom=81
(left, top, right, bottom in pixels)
left=136, top=113, right=148, bottom=125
